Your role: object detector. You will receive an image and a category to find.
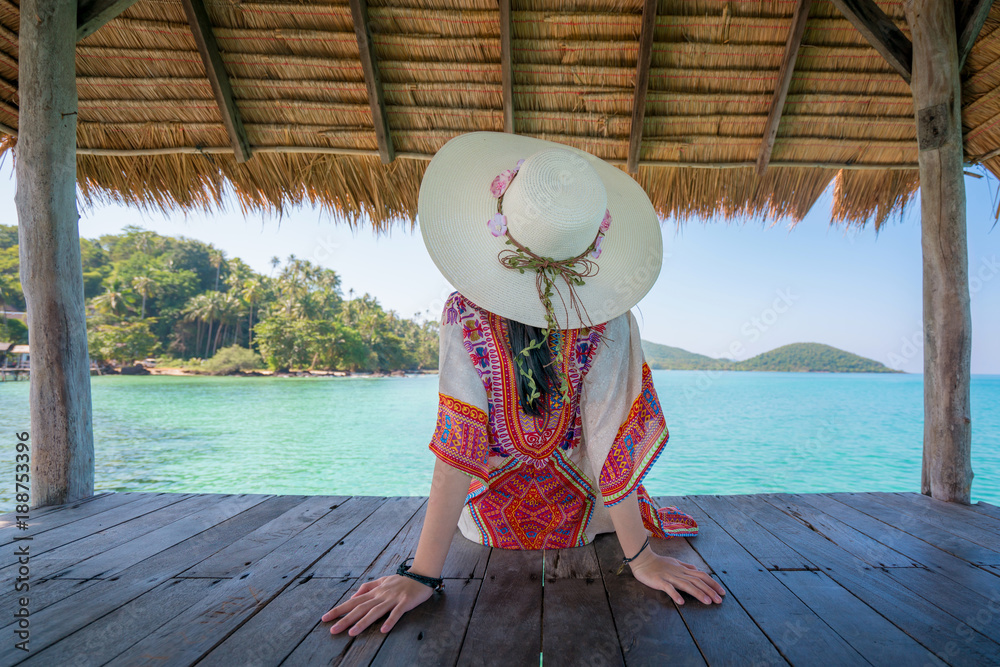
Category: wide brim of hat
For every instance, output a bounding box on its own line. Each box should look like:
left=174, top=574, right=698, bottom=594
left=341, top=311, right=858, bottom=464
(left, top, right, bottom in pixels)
left=418, top=131, right=663, bottom=329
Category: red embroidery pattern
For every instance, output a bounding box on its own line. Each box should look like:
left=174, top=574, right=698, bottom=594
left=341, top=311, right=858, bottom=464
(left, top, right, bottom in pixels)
left=637, top=486, right=699, bottom=538
left=466, top=450, right=595, bottom=549
left=599, top=362, right=669, bottom=506
left=428, top=393, right=490, bottom=483
left=448, top=292, right=605, bottom=469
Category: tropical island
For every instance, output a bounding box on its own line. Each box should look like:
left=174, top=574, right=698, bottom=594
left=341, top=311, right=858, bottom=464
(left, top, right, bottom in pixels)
left=0, top=225, right=438, bottom=375
left=641, top=340, right=902, bottom=373
left=2, top=224, right=900, bottom=376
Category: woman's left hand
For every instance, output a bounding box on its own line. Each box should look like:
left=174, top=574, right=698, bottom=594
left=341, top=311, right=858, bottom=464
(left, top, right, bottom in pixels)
left=628, top=551, right=727, bottom=606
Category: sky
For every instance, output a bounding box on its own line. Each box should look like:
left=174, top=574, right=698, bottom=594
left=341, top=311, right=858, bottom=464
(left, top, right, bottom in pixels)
left=1, top=165, right=998, bottom=374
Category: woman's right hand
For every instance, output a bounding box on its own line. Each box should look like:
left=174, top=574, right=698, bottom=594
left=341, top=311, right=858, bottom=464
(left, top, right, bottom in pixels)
left=321, top=574, right=436, bottom=636
left=628, top=552, right=727, bottom=606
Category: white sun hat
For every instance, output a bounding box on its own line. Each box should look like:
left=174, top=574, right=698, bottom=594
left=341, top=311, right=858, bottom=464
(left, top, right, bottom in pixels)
left=418, top=131, right=663, bottom=330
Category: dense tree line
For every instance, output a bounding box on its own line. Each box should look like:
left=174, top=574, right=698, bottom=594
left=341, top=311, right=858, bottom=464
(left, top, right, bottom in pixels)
left=0, top=225, right=439, bottom=372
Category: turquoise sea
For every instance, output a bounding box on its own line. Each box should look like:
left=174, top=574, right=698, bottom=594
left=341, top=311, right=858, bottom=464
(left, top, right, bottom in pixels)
left=0, top=371, right=998, bottom=512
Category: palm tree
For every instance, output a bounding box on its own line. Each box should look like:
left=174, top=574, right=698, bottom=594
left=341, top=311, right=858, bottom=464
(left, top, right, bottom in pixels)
left=241, top=278, right=264, bottom=346
left=131, top=275, right=156, bottom=319
left=208, top=248, right=227, bottom=291
left=269, top=255, right=280, bottom=277
left=92, top=280, right=133, bottom=318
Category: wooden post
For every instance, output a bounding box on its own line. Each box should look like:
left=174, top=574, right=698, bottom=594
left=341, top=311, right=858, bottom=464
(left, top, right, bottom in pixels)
left=904, top=0, right=973, bottom=503
left=15, top=0, right=95, bottom=508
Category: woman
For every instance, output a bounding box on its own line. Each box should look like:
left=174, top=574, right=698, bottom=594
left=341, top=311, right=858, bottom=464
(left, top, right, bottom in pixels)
left=322, top=132, right=726, bottom=637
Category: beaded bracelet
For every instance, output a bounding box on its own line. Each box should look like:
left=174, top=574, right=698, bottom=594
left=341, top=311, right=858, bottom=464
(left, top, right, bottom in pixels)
left=615, top=536, right=650, bottom=575
left=396, top=557, right=445, bottom=593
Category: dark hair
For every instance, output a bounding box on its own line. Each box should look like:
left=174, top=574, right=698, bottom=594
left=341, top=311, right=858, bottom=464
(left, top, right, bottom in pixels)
left=504, top=319, right=560, bottom=418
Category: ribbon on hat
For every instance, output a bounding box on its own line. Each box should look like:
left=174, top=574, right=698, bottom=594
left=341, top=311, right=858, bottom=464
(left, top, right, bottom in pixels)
left=487, top=158, right=612, bottom=406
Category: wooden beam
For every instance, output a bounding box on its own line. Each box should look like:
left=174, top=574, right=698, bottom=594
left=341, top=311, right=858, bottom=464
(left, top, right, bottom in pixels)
left=0, top=121, right=15, bottom=136
left=349, top=0, right=394, bottom=163
left=500, top=0, right=513, bottom=133
left=68, top=144, right=922, bottom=169
left=16, top=0, right=95, bottom=507
left=627, top=0, right=658, bottom=175
left=955, top=0, right=995, bottom=70
left=756, top=0, right=813, bottom=176
left=180, top=0, right=252, bottom=163
left=77, top=0, right=141, bottom=41
left=828, top=0, right=912, bottom=83
left=903, top=0, right=973, bottom=503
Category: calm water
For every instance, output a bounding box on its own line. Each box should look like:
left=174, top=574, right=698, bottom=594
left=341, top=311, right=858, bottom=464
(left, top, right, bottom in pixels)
left=0, top=372, right=997, bottom=512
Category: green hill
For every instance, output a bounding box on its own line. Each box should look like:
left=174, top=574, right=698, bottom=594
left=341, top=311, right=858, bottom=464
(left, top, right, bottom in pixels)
left=642, top=340, right=900, bottom=373
left=641, top=340, right=732, bottom=370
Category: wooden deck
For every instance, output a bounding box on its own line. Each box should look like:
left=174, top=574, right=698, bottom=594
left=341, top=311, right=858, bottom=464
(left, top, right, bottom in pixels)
left=1, top=491, right=999, bottom=666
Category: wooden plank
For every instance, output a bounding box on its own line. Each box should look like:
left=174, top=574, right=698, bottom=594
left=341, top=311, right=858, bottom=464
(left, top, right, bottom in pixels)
left=966, top=499, right=1000, bottom=522
left=760, top=493, right=921, bottom=567
left=0, top=490, right=120, bottom=527
left=543, top=544, right=624, bottom=666
left=358, top=499, right=429, bottom=581
left=0, top=578, right=100, bottom=623
left=890, top=491, right=1000, bottom=537
left=0, top=492, right=157, bottom=544
left=0, top=491, right=332, bottom=661
left=882, top=566, right=1000, bottom=642
left=47, top=493, right=272, bottom=580
left=349, top=0, right=395, bottom=163
left=180, top=0, right=252, bottom=162
left=259, top=577, right=360, bottom=666
left=499, top=0, right=513, bottom=133
left=0, top=493, right=201, bottom=580
left=906, top=0, right=973, bottom=504
left=822, top=564, right=1000, bottom=664
left=626, top=0, right=657, bottom=174
left=304, top=496, right=425, bottom=578
left=773, top=569, right=947, bottom=666
left=871, top=492, right=1000, bottom=548
left=756, top=0, right=812, bottom=175
left=799, top=494, right=1000, bottom=597
left=18, top=578, right=219, bottom=666
left=100, top=496, right=387, bottom=666
left=715, top=495, right=1000, bottom=663
left=457, top=548, right=541, bottom=665
left=665, top=515, right=864, bottom=664
left=828, top=492, right=1000, bottom=566
left=827, top=0, right=912, bottom=83
left=77, top=0, right=141, bottom=41
left=178, top=495, right=342, bottom=578
left=197, top=576, right=358, bottom=666
left=369, top=577, right=481, bottom=666
left=956, top=0, right=995, bottom=69
left=592, top=533, right=706, bottom=665
left=440, top=524, right=491, bottom=580
left=684, top=494, right=816, bottom=570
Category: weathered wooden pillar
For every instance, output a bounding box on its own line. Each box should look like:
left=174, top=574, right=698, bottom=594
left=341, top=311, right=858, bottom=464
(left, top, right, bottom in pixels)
left=904, top=0, right=973, bottom=502
left=15, top=0, right=95, bottom=507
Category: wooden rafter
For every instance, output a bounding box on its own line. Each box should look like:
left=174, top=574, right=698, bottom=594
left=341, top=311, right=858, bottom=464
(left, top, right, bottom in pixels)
left=756, top=0, right=813, bottom=176
left=500, top=0, right=513, bottom=133
left=827, top=0, right=912, bottom=83
left=180, top=0, right=252, bottom=163
left=0, top=121, right=15, bottom=137
left=627, top=0, right=658, bottom=175
left=350, top=0, right=395, bottom=163
left=77, top=0, right=141, bottom=41
left=956, top=0, right=995, bottom=70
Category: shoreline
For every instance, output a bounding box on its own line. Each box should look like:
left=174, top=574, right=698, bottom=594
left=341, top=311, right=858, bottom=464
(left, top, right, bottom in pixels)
left=137, top=367, right=440, bottom=378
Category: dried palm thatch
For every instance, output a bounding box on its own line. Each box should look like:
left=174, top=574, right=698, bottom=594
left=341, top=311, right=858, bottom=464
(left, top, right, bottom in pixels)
left=0, top=0, right=998, bottom=231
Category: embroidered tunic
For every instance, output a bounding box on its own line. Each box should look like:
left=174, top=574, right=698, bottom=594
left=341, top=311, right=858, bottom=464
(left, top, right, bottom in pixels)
left=429, top=291, right=698, bottom=550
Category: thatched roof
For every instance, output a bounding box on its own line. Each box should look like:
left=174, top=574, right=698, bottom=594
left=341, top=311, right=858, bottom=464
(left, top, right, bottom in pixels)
left=1, top=0, right=999, bottom=230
